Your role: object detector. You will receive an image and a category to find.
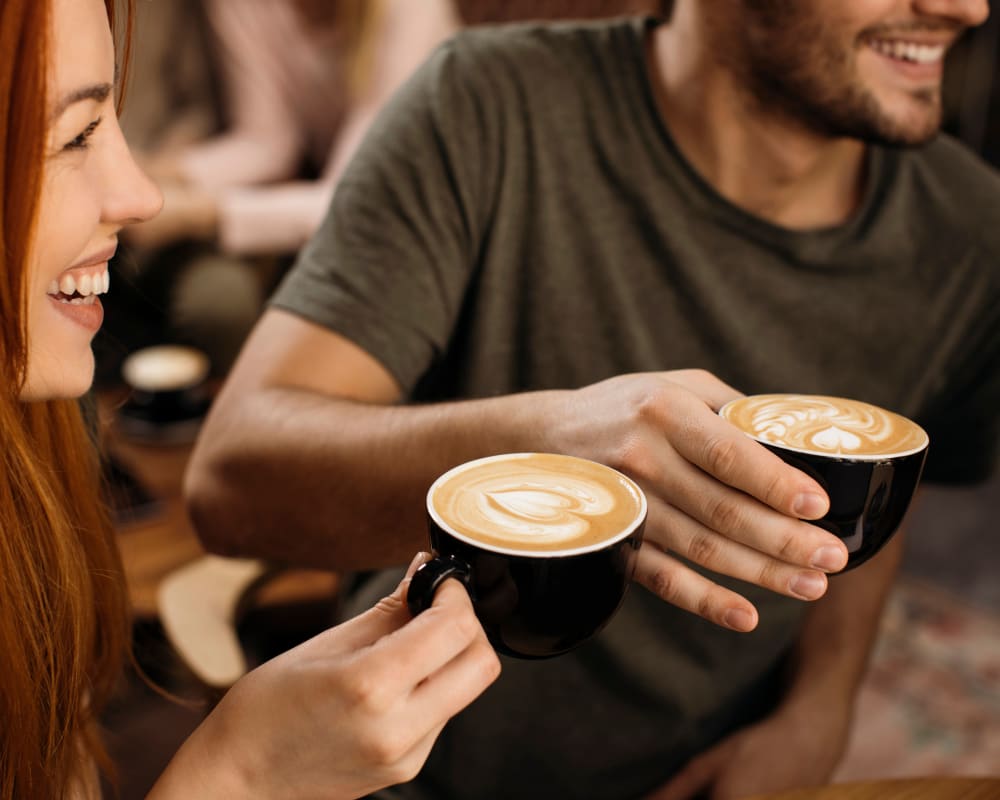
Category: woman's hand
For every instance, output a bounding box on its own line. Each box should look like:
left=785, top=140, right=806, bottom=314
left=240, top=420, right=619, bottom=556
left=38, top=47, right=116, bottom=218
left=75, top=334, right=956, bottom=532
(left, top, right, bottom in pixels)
left=153, top=553, right=500, bottom=799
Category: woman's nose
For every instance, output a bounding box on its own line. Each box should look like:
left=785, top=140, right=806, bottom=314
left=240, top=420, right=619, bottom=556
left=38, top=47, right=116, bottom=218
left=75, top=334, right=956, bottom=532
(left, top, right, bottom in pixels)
left=101, top=121, right=164, bottom=226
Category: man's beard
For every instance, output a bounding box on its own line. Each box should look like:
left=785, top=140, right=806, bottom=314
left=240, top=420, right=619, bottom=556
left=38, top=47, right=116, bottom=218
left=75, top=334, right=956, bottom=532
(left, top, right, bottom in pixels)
left=734, top=1, right=943, bottom=146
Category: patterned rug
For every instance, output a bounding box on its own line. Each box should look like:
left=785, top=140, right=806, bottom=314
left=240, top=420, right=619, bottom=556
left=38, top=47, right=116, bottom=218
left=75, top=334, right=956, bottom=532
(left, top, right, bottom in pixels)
left=834, top=577, right=1000, bottom=781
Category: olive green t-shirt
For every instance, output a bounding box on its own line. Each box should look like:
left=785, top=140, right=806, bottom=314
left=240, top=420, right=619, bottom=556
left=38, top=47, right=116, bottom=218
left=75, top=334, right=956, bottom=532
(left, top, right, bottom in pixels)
left=272, top=17, right=1000, bottom=800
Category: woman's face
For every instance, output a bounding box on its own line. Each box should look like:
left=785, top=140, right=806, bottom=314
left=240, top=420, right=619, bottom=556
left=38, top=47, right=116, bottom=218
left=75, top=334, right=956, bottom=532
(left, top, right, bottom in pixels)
left=20, top=0, right=162, bottom=401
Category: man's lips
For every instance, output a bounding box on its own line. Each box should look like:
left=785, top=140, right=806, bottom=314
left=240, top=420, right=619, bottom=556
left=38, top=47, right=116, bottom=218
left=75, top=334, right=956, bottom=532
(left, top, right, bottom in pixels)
left=867, top=38, right=947, bottom=64
left=860, top=29, right=958, bottom=83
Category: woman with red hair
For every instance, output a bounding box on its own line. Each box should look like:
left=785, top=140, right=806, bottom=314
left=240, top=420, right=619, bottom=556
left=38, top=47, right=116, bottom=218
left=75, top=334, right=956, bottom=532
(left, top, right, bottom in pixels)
left=0, top=1, right=499, bottom=796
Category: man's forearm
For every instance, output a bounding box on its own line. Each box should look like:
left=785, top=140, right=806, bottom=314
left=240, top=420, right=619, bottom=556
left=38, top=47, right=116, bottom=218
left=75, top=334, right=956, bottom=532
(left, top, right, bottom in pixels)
left=185, top=385, right=564, bottom=570
left=776, top=528, right=907, bottom=736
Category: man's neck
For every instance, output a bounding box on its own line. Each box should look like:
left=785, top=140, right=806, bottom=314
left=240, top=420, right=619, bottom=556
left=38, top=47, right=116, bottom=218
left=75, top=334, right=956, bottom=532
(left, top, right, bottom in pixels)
left=647, top=20, right=868, bottom=231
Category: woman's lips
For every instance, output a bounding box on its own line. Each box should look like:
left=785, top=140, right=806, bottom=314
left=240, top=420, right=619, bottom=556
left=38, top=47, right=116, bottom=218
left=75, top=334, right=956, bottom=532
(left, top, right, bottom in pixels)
left=48, top=292, right=104, bottom=332
left=46, top=262, right=111, bottom=333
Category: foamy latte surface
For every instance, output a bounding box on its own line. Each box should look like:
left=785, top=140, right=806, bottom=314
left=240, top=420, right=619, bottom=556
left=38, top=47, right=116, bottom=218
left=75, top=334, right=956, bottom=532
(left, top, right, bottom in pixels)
left=121, top=345, right=210, bottom=392
left=429, top=453, right=645, bottom=553
left=720, top=394, right=928, bottom=459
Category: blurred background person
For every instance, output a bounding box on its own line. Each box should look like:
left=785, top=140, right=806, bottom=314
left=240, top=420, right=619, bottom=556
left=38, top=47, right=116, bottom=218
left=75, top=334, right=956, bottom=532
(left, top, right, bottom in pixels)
left=98, top=0, right=458, bottom=381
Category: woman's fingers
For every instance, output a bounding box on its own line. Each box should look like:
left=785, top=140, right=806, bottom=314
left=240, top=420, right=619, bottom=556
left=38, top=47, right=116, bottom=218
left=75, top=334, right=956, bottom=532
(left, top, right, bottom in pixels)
left=359, top=578, right=497, bottom=701
left=308, top=552, right=432, bottom=656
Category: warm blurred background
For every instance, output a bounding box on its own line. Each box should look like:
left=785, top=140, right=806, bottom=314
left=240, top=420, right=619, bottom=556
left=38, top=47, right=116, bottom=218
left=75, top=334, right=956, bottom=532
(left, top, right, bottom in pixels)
left=96, top=2, right=1000, bottom=797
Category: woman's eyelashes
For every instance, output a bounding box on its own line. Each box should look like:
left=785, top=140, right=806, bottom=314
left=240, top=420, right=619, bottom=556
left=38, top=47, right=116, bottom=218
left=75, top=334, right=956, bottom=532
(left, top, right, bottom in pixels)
left=63, top=117, right=102, bottom=151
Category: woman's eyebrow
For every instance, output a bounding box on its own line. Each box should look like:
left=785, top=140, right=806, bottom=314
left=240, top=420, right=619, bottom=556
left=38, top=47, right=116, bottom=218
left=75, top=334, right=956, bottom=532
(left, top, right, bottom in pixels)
left=52, top=82, right=113, bottom=118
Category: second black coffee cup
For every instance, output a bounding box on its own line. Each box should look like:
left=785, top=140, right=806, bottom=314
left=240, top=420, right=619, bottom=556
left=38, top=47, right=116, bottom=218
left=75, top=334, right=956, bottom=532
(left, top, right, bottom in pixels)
left=720, top=394, right=929, bottom=571
left=407, top=453, right=647, bottom=659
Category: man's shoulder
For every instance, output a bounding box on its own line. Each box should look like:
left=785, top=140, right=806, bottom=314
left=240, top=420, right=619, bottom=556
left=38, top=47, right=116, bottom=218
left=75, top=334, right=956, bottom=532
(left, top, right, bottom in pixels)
left=897, top=134, right=1000, bottom=258
left=439, top=16, right=643, bottom=83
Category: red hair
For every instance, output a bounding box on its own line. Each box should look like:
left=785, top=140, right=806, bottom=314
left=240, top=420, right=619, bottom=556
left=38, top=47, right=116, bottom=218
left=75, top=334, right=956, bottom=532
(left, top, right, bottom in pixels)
left=0, top=1, right=133, bottom=796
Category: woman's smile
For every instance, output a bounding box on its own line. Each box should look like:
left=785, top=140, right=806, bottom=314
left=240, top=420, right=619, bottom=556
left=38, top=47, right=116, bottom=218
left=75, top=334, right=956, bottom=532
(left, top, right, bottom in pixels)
left=45, top=247, right=114, bottom=333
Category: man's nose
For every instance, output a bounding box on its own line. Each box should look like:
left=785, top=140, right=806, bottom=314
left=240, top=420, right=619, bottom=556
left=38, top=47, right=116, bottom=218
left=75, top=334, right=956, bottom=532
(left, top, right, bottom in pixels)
left=913, top=0, right=990, bottom=28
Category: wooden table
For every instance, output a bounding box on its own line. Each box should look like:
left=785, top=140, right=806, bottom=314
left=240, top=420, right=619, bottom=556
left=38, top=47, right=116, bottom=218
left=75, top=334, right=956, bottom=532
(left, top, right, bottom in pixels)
left=748, top=777, right=1000, bottom=799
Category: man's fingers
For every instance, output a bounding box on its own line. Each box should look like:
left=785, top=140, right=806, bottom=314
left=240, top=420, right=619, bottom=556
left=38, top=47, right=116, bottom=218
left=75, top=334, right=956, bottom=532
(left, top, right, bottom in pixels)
left=661, top=368, right=743, bottom=412
left=632, top=543, right=759, bottom=632
left=643, top=499, right=831, bottom=602
left=665, top=405, right=830, bottom=521
left=645, top=458, right=848, bottom=573
left=644, top=743, right=729, bottom=800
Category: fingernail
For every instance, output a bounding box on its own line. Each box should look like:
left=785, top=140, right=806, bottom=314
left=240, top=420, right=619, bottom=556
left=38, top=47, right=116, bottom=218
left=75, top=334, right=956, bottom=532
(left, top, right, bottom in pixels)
left=793, top=492, right=827, bottom=518
left=724, top=608, right=756, bottom=631
left=811, top=545, right=847, bottom=572
left=404, top=551, right=431, bottom=579
left=790, top=572, right=826, bottom=600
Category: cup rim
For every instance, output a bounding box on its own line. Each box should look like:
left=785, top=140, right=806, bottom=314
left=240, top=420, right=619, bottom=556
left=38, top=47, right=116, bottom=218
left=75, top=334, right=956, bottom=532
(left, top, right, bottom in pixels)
left=718, top=395, right=929, bottom=462
left=427, top=452, right=648, bottom=558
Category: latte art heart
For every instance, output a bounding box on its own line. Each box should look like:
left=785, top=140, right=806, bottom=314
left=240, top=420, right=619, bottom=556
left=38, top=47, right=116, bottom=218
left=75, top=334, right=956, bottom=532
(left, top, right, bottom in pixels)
left=721, top=394, right=928, bottom=458
left=430, top=453, right=645, bottom=553
left=474, top=480, right=616, bottom=545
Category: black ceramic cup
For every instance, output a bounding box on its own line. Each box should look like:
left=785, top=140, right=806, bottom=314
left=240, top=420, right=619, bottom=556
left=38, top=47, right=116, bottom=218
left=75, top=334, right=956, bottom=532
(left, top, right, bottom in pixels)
left=118, top=345, right=212, bottom=441
left=407, top=453, right=647, bottom=659
left=720, top=394, right=929, bottom=571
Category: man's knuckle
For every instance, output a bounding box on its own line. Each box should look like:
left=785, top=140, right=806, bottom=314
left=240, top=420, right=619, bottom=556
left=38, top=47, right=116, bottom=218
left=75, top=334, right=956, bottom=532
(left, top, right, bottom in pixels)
left=647, top=567, right=681, bottom=604
left=686, top=531, right=719, bottom=564
left=613, top=436, right=659, bottom=484
left=705, top=495, right=743, bottom=534
left=702, top=435, right=740, bottom=478
left=775, top=529, right=802, bottom=562
left=695, top=591, right=715, bottom=620
left=756, top=561, right=782, bottom=592
left=762, top=473, right=788, bottom=509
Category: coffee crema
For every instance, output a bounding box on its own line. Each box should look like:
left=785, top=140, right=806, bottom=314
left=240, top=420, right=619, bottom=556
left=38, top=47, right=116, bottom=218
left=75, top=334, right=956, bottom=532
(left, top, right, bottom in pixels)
left=720, top=394, right=928, bottom=459
left=428, top=453, right=645, bottom=554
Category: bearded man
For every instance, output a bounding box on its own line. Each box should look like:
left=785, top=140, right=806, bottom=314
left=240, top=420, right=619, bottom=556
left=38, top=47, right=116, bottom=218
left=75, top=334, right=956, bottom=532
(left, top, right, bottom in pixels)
left=187, top=1, right=999, bottom=798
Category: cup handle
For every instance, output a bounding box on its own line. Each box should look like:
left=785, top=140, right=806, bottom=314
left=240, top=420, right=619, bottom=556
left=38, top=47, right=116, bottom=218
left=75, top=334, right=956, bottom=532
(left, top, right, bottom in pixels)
left=406, top=555, right=473, bottom=616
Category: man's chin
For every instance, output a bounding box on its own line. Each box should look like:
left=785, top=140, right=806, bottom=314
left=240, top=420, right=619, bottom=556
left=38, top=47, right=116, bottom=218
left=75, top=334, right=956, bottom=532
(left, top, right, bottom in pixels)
left=866, top=93, right=942, bottom=146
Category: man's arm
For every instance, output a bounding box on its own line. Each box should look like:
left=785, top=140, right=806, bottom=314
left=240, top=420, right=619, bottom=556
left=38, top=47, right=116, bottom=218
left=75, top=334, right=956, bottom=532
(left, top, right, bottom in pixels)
left=185, top=309, right=851, bottom=631
left=646, top=528, right=906, bottom=799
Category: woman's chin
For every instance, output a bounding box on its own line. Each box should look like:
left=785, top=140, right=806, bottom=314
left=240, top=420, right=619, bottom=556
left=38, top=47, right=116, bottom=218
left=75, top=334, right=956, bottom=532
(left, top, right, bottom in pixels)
left=19, top=353, right=96, bottom=402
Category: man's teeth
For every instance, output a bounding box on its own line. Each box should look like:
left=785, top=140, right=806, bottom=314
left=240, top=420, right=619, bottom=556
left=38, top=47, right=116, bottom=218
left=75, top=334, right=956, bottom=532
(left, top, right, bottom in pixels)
left=869, top=39, right=945, bottom=64
left=47, top=269, right=110, bottom=298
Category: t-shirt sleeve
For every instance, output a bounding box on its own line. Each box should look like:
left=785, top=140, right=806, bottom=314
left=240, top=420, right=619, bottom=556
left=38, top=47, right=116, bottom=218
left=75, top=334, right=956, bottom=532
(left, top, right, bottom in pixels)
left=269, top=36, right=499, bottom=393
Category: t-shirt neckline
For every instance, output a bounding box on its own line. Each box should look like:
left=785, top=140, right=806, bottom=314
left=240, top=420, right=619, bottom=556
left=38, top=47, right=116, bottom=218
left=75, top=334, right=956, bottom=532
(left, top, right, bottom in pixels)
left=618, top=16, right=895, bottom=262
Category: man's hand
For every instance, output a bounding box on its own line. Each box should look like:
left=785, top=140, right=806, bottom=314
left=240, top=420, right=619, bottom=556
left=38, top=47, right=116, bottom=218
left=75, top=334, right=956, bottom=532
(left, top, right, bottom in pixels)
left=548, top=370, right=850, bottom=631
left=643, top=703, right=851, bottom=800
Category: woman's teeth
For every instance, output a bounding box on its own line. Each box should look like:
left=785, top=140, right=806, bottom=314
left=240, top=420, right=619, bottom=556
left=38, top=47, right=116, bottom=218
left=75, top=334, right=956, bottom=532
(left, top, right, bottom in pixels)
left=47, top=269, right=110, bottom=304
